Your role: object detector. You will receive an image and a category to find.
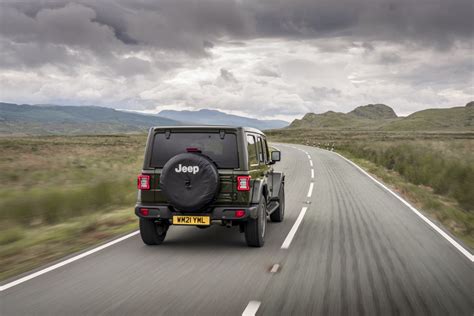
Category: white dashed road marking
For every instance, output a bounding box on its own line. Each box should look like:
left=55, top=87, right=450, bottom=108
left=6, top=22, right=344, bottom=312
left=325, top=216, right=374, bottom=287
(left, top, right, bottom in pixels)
left=242, top=301, right=261, bottom=316
left=281, top=207, right=308, bottom=249
left=307, top=182, right=314, bottom=198
left=270, top=264, right=280, bottom=273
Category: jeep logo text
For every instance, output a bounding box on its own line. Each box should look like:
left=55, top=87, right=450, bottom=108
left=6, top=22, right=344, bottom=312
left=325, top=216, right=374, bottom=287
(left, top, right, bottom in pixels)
left=175, top=164, right=200, bottom=174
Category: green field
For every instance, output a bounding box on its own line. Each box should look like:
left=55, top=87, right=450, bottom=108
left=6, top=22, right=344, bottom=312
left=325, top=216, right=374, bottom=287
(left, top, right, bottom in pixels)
left=267, top=129, right=474, bottom=248
left=0, top=135, right=147, bottom=280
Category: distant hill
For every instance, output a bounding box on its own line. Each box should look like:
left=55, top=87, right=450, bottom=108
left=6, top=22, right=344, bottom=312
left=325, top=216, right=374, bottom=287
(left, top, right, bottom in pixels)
left=0, top=102, right=181, bottom=135
left=383, top=105, right=473, bottom=131
left=159, top=109, right=288, bottom=130
left=349, top=104, right=397, bottom=120
left=290, top=104, right=397, bottom=129
left=289, top=102, right=474, bottom=131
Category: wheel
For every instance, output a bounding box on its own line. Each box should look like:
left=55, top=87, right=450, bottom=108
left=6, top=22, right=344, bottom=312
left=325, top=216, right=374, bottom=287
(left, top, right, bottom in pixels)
left=139, top=218, right=167, bottom=245
left=270, top=184, right=285, bottom=222
left=245, top=196, right=266, bottom=247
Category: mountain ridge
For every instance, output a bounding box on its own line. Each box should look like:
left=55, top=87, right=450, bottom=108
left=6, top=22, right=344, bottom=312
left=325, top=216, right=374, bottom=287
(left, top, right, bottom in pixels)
left=158, top=108, right=288, bottom=130
left=0, top=102, right=181, bottom=135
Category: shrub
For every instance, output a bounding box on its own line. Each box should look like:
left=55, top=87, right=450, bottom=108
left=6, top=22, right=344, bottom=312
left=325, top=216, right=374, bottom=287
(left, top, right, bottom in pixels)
left=0, top=178, right=135, bottom=226
left=339, top=141, right=474, bottom=212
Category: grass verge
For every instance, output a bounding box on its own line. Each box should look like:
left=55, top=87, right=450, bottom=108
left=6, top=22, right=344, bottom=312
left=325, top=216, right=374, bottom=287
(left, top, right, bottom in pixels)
left=0, top=207, right=137, bottom=282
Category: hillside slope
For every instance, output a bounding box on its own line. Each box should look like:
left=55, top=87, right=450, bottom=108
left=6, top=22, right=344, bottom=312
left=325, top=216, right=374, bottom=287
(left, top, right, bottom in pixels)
left=349, top=103, right=397, bottom=120
left=159, top=109, right=288, bottom=130
left=289, top=103, right=473, bottom=131
left=382, top=106, right=473, bottom=131
left=290, top=104, right=397, bottom=129
left=0, top=103, right=181, bottom=135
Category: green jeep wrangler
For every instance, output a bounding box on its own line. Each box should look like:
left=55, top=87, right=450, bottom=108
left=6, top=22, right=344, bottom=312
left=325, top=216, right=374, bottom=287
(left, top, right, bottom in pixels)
left=135, top=126, right=285, bottom=247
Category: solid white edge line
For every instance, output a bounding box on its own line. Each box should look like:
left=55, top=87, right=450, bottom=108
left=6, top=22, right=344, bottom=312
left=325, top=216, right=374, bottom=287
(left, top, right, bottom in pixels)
left=242, top=300, right=261, bottom=316
left=309, top=160, right=313, bottom=167
left=281, top=207, right=308, bottom=249
left=307, top=182, right=314, bottom=198
left=0, top=230, right=140, bottom=292
left=334, top=152, right=474, bottom=262
left=311, top=169, right=315, bottom=179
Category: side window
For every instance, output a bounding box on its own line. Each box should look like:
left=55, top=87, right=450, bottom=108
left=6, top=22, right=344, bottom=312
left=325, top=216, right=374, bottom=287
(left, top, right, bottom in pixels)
left=246, top=134, right=258, bottom=166
left=263, top=138, right=270, bottom=162
left=257, top=136, right=266, bottom=162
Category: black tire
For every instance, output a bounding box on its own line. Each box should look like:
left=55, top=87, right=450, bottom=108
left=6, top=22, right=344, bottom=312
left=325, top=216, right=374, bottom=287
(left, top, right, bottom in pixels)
left=245, top=197, right=266, bottom=247
left=270, top=184, right=285, bottom=222
left=139, top=218, right=167, bottom=245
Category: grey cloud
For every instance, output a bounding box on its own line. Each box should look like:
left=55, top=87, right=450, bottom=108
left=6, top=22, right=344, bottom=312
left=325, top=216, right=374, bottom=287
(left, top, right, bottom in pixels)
left=392, top=59, right=474, bottom=88
left=312, top=87, right=343, bottom=98
left=0, top=0, right=472, bottom=77
left=256, top=67, right=280, bottom=78
left=1, top=0, right=472, bottom=56
left=378, top=52, right=402, bottom=64
left=250, top=0, right=473, bottom=48
left=219, top=68, right=238, bottom=83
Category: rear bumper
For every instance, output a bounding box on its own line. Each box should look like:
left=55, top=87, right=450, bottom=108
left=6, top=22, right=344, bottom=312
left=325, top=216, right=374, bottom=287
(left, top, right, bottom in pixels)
left=135, top=204, right=258, bottom=222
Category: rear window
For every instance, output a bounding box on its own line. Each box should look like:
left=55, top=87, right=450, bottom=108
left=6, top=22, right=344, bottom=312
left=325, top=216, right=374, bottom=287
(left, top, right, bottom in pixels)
left=150, top=132, right=239, bottom=168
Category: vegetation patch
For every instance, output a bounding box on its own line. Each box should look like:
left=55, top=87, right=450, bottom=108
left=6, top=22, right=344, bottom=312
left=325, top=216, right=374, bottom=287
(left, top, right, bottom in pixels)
left=0, top=208, right=137, bottom=281
left=0, top=135, right=147, bottom=281
left=268, top=129, right=474, bottom=249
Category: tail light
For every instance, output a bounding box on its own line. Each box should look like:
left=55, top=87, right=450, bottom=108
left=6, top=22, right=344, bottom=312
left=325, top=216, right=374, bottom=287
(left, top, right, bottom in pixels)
left=137, top=174, right=150, bottom=190
left=235, top=210, right=245, bottom=218
left=139, top=208, right=149, bottom=216
left=237, top=176, right=251, bottom=191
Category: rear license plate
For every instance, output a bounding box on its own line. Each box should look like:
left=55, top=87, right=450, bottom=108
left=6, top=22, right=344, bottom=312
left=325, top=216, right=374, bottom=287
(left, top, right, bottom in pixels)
left=172, top=215, right=210, bottom=226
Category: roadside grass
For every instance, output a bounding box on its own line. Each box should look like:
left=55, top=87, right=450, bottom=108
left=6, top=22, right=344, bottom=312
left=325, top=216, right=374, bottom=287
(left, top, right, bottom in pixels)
left=0, top=208, right=137, bottom=281
left=268, top=130, right=474, bottom=249
left=0, top=134, right=147, bottom=226
left=338, top=140, right=474, bottom=212
left=0, top=134, right=146, bottom=281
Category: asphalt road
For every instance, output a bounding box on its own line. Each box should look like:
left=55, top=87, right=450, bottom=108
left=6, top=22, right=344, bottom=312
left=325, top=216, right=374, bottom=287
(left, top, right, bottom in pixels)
left=1, top=144, right=473, bottom=315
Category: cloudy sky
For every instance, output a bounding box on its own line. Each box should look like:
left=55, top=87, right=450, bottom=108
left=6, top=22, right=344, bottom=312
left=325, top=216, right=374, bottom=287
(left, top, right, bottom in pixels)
left=0, top=0, right=473, bottom=121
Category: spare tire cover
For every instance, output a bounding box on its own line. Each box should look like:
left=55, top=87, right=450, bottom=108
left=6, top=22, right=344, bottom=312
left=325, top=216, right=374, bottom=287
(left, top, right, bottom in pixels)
left=160, top=153, right=220, bottom=212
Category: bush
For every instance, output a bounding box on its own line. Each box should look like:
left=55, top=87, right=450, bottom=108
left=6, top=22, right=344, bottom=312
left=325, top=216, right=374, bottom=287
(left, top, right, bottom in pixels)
left=0, top=178, right=135, bottom=226
left=339, top=142, right=474, bottom=212
left=0, top=226, right=25, bottom=245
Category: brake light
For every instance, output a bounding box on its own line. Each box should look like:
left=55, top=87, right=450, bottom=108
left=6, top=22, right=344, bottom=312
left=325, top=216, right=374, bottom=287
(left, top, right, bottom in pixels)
left=140, top=208, right=149, bottom=216
left=137, top=174, right=150, bottom=190
left=237, top=176, right=251, bottom=191
left=186, top=147, right=201, bottom=153
left=235, top=210, right=245, bottom=218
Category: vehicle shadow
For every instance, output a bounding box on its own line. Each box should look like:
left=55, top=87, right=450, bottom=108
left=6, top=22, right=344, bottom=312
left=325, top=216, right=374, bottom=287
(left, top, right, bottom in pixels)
left=157, top=225, right=247, bottom=249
